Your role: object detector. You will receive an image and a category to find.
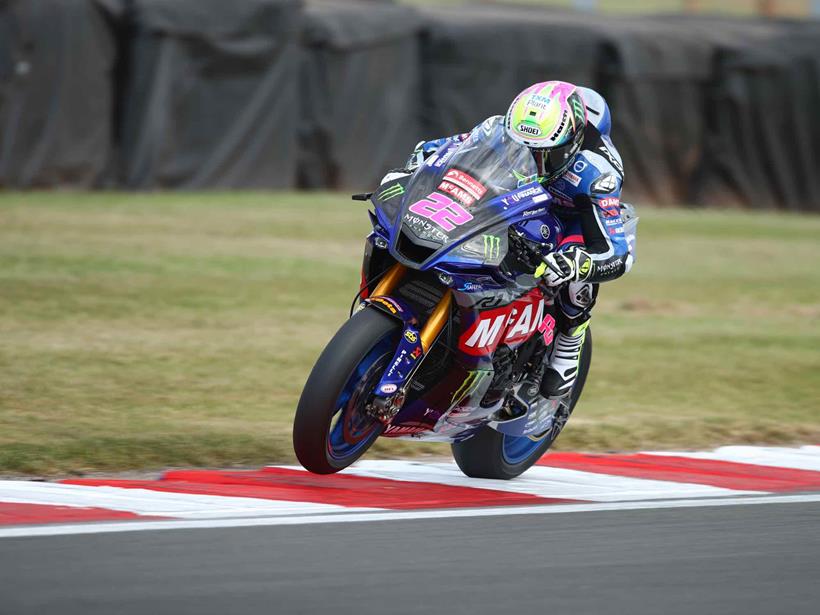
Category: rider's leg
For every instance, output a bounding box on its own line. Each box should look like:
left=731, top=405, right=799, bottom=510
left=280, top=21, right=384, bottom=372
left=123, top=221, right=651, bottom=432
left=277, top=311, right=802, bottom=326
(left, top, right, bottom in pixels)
left=541, top=280, right=598, bottom=399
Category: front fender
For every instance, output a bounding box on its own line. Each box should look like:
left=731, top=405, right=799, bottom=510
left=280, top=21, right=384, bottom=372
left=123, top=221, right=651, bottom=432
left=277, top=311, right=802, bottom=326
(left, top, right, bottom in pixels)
left=362, top=295, right=419, bottom=327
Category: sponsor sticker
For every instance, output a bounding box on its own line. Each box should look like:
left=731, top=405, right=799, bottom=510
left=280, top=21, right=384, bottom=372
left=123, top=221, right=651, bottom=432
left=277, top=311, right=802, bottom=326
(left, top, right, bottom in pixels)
left=371, top=297, right=399, bottom=314
left=386, top=350, right=407, bottom=377
left=437, top=180, right=475, bottom=206
left=433, top=146, right=457, bottom=168
left=563, top=171, right=582, bottom=186
left=380, top=384, right=398, bottom=394
left=483, top=235, right=501, bottom=259
left=530, top=94, right=550, bottom=108
left=598, top=145, right=624, bottom=175
left=517, top=123, right=541, bottom=136
left=404, top=330, right=418, bottom=343
left=500, top=185, right=543, bottom=206
left=458, top=288, right=545, bottom=356
left=537, top=313, right=556, bottom=346
left=540, top=224, right=551, bottom=240
left=458, top=281, right=483, bottom=292
left=377, top=183, right=405, bottom=201
left=591, top=173, right=618, bottom=194
left=598, top=197, right=621, bottom=218
left=443, top=169, right=487, bottom=201
left=573, top=160, right=587, bottom=173
left=403, top=213, right=449, bottom=243
left=384, top=424, right=428, bottom=436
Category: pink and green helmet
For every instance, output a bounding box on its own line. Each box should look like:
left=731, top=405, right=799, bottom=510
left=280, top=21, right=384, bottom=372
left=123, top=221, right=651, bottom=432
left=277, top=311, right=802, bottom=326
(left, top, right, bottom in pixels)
left=504, top=81, right=588, bottom=181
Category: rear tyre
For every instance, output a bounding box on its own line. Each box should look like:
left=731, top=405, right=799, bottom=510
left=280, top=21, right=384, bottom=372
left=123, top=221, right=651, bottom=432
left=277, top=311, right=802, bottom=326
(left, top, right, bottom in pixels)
left=293, top=308, right=400, bottom=474
left=451, top=330, right=592, bottom=480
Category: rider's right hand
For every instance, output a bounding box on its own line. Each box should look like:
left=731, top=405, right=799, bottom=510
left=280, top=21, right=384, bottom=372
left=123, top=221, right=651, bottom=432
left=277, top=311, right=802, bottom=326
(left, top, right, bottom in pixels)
left=507, top=229, right=544, bottom=273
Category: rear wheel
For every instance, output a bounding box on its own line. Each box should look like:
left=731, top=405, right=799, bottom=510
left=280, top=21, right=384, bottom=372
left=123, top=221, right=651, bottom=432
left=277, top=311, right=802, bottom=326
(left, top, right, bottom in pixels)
left=451, top=330, right=592, bottom=480
left=293, top=308, right=400, bottom=474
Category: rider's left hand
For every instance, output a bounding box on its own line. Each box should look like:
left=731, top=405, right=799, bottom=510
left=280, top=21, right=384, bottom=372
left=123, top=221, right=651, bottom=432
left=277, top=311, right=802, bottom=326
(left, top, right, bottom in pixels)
left=536, top=248, right=593, bottom=286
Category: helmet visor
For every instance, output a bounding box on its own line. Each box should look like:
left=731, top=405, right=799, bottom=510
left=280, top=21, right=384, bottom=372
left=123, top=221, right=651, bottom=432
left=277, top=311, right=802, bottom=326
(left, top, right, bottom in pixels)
left=532, top=139, right=579, bottom=181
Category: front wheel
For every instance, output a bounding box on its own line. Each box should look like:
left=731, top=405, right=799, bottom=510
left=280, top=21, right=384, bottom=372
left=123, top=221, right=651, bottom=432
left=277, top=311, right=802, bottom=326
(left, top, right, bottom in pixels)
left=451, top=330, right=593, bottom=480
left=293, top=308, right=400, bottom=474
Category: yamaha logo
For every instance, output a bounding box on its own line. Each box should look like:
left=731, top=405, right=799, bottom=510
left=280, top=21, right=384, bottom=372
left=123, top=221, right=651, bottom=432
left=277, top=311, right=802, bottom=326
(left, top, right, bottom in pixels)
left=540, top=224, right=551, bottom=240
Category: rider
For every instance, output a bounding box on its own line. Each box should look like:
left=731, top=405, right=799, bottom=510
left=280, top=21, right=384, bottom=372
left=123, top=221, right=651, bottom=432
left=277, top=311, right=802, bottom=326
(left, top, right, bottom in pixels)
left=403, top=81, right=634, bottom=401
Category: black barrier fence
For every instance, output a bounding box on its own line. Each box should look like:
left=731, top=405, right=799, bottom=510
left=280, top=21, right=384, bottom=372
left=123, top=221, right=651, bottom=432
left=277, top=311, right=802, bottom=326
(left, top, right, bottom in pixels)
left=1, top=0, right=819, bottom=211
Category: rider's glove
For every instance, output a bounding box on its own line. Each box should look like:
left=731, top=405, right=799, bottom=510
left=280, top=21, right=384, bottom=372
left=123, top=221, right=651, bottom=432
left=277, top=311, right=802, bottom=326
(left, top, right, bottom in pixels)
left=406, top=138, right=452, bottom=171
left=406, top=141, right=426, bottom=171
left=536, top=247, right=594, bottom=287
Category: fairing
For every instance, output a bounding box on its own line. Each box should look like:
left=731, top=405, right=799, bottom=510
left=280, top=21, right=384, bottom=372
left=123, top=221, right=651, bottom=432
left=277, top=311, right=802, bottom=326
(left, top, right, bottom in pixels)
left=383, top=119, right=553, bottom=270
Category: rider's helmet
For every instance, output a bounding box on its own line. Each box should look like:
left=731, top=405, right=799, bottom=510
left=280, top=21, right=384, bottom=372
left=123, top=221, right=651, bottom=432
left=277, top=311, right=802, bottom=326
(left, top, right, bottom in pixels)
left=504, top=81, right=588, bottom=183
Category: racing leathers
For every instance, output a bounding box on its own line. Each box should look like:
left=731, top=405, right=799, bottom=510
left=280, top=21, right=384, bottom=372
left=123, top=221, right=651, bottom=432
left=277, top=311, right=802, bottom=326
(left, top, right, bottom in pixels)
left=404, top=88, right=635, bottom=400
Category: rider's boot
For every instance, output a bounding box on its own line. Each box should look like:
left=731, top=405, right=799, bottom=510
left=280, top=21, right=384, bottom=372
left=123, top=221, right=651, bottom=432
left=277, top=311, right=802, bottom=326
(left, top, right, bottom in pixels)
left=541, top=321, right=589, bottom=399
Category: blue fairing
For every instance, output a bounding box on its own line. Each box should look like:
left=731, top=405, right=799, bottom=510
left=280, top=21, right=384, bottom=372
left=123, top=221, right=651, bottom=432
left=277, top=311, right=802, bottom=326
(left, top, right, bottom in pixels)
left=412, top=183, right=554, bottom=270
left=378, top=117, right=558, bottom=272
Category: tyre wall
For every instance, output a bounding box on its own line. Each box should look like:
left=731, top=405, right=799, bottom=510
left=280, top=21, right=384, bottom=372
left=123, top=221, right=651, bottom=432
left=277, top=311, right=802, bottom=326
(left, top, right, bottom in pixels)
left=0, top=0, right=116, bottom=188
left=0, top=0, right=818, bottom=211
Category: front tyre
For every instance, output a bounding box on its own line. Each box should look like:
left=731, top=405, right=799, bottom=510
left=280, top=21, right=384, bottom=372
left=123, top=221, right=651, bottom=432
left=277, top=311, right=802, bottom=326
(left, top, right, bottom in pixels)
left=451, top=330, right=592, bottom=480
left=293, top=308, right=400, bottom=474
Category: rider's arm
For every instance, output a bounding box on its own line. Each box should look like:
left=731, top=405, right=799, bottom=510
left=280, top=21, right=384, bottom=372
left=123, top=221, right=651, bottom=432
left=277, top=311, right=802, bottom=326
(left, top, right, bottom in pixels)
left=574, top=189, right=633, bottom=283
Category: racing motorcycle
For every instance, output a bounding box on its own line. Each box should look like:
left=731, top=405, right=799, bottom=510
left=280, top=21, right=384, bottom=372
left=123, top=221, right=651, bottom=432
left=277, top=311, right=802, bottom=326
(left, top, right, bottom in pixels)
left=293, top=118, right=636, bottom=479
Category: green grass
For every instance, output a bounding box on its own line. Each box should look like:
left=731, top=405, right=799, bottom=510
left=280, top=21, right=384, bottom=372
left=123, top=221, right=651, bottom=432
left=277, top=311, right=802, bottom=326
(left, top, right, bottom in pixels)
left=1, top=192, right=819, bottom=475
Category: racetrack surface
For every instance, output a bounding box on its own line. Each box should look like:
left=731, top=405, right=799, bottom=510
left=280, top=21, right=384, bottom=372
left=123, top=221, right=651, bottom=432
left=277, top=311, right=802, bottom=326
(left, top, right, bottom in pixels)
left=2, top=446, right=819, bottom=614
left=2, top=501, right=818, bottom=615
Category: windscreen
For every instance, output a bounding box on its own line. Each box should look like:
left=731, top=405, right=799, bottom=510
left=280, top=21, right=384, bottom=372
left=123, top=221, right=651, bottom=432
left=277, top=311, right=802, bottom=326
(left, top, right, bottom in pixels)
left=398, top=117, right=538, bottom=255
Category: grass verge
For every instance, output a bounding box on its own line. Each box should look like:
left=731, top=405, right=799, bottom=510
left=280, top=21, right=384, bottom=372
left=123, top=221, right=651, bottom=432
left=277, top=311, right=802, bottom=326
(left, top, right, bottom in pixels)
left=1, top=192, right=818, bottom=475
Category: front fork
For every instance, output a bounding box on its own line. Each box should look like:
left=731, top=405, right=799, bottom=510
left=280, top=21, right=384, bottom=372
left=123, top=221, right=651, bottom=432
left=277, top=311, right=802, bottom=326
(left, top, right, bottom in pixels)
left=362, top=263, right=453, bottom=423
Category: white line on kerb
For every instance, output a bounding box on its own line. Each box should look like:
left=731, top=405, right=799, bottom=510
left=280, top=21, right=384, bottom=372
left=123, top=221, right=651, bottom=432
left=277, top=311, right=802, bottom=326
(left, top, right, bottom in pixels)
left=1, top=493, right=819, bottom=539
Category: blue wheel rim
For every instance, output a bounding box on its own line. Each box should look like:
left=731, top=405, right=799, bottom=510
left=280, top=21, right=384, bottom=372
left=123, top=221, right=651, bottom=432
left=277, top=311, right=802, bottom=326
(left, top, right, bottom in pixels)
left=501, top=433, right=546, bottom=466
left=326, top=334, right=394, bottom=462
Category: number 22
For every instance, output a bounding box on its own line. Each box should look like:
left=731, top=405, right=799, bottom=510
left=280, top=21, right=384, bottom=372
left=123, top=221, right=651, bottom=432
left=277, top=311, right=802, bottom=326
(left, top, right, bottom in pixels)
left=408, top=193, right=473, bottom=232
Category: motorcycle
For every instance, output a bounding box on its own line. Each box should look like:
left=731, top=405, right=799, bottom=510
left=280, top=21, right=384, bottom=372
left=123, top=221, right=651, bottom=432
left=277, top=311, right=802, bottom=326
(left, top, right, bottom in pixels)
left=293, top=117, right=634, bottom=479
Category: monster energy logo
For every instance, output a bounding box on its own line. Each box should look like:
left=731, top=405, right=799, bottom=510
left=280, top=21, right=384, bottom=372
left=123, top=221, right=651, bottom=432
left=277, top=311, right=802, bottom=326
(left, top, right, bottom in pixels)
left=570, top=96, right=585, bottom=124
left=378, top=183, right=405, bottom=201
left=483, top=235, right=501, bottom=259
left=451, top=371, right=487, bottom=406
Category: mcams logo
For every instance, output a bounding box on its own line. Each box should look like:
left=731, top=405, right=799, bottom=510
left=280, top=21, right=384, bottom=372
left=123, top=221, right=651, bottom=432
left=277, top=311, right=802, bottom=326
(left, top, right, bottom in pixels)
left=458, top=289, right=546, bottom=356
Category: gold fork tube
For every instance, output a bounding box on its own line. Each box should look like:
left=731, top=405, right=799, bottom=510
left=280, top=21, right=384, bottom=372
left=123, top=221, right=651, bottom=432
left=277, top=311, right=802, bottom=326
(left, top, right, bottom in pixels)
left=371, top=263, right=406, bottom=298
left=420, top=289, right=453, bottom=352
